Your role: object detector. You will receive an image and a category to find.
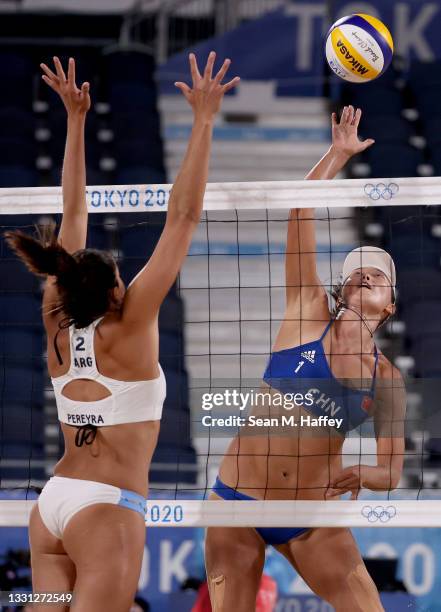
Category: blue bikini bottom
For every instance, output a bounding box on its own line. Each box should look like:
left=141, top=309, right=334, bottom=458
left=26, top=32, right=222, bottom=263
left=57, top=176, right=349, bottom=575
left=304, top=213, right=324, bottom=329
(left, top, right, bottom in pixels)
left=212, top=476, right=310, bottom=546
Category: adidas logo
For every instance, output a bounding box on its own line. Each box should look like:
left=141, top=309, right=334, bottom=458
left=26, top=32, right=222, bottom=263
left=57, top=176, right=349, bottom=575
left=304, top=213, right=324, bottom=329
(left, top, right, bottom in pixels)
left=301, top=350, right=316, bottom=364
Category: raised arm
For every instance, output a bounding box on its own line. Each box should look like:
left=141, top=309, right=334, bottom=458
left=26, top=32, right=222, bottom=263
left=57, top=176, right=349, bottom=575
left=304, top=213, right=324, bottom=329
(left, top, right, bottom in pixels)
left=40, top=56, right=91, bottom=254
left=121, top=52, right=240, bottom=328
left=285, top=106, right=375, bottom=309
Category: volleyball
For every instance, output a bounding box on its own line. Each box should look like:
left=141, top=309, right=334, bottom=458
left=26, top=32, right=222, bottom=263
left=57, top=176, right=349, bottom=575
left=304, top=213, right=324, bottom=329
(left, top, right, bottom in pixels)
left=325, top=13, right=394, bottom=83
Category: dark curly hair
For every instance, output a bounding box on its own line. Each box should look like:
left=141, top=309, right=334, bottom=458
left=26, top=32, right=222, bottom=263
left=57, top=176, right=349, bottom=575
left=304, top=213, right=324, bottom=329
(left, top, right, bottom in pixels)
left=4, top=223, right=119, bottom=329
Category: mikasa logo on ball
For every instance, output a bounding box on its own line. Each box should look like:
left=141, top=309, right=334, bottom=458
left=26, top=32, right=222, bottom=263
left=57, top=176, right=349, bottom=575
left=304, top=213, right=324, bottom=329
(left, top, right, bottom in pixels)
left=336, top=39, right=369, bottom=75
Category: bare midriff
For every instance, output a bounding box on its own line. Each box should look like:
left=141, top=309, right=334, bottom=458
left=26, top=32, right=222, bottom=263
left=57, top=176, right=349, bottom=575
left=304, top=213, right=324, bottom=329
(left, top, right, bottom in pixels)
left=218, top=401, right=345, bottom=500
left=55, top=420, right=160, bottom=498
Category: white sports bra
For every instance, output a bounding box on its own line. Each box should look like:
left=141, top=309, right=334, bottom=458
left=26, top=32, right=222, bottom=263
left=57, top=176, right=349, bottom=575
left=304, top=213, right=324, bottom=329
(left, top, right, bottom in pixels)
left=51, top=317, right=166, bottom=441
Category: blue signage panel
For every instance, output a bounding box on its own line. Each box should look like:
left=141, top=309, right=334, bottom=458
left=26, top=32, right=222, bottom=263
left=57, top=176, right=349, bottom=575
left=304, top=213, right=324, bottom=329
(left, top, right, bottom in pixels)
left=0, top=524, right=438, bottom=610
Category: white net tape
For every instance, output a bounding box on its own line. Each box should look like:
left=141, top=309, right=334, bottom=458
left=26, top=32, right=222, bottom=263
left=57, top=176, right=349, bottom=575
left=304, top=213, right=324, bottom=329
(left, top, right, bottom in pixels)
left=0, top=176, right=440, bottom=214
left=1, top=500, right=441, bottom=528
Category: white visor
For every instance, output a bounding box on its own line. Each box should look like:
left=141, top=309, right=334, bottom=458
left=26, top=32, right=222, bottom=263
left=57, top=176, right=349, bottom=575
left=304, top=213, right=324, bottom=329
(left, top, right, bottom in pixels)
left=342, top=247, right=396, bottom=293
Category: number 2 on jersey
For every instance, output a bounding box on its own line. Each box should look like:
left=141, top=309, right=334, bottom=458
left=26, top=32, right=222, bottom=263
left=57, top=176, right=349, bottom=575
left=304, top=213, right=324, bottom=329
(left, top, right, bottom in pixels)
left=75, top=337, right=85, bottom=351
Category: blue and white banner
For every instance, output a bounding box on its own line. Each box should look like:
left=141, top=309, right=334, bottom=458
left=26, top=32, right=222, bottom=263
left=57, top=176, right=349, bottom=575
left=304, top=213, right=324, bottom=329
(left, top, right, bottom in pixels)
left=0, top=524, right=438, bottom=611
left=158, top=0, right=441, bottom=97
left=2, top=177, right=441, bottom=215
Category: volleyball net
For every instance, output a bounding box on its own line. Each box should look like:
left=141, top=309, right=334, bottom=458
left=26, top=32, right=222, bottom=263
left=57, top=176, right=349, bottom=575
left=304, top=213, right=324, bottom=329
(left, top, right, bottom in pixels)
left=1, top=177, right=441, bottom=527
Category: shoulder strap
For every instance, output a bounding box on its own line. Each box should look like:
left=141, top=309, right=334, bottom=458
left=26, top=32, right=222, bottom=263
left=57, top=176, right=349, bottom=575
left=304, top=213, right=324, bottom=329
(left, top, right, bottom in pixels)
left=319, top=319, right=334, bottom=342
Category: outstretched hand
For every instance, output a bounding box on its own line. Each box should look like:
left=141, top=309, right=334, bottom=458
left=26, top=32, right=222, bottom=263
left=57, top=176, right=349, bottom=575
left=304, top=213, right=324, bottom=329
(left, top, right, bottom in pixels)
left=40, top=57, right=91, bottom=116
left=175, top=51, right=240, bottom=120
left=331, top=105, right=375, bottom=158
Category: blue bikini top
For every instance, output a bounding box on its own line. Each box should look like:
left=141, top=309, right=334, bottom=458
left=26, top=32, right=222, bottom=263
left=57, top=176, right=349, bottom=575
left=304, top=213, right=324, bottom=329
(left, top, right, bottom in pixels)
left=262, top=319, right=378, bottom=433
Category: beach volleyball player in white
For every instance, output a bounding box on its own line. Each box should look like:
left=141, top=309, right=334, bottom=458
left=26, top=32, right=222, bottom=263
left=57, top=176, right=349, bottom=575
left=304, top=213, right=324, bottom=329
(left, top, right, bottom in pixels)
left=6, top=53, right=239, bottom=612
left=326, top=14, right=394, bottom=83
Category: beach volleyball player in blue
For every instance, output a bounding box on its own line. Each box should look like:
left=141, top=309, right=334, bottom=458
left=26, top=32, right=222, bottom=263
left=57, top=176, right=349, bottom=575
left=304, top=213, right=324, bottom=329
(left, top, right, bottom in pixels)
left=206, top=107, right=406, bottom=611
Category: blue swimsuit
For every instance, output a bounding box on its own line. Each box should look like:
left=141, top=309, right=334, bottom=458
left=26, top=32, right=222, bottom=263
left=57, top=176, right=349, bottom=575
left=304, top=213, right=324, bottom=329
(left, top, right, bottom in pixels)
left=214, top=319, right=378, bottom=546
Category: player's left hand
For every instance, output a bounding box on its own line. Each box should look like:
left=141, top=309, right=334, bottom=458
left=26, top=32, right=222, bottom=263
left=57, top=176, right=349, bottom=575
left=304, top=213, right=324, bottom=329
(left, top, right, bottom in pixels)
left=331, top=105, right=375, bottom=158
left=40, top=56, right=91, bottom=116
left=326, top=465, right=363, bottom=500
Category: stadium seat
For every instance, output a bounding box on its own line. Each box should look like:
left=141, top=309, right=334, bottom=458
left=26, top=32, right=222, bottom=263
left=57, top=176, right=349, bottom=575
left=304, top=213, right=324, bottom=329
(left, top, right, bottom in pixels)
left=0, top=214, right=42, bottom=241
left=50, top=135, right=104, bottom=169
left=0, top=462, right=46, bottom=481
left=150, top=445, right=197, bottom=484
left=360, top=116, right=414, bottom=145
left=0, top=360, right=45, bottom=404
left=155, top=406, right=191, bottom=446
left=376, top=205, right=432, bottom=237
left=159, top=331, right=184, bottom=371
left=412, top=334, right=441, bottom=377
left=111, top=112, right=162, bottom=143
left=408, top=60, right=441, bottom=88
left=118, top=258, right=143, bottom=284
left=408, top=60, right=441, bottom=116
left=114, top=137, right=164, bottom=168
left=0, top=260, right=40, bottom=291
left=411, top=87, right=441, bottom=117
left=428, top=144, right=441, bottom=175
left=162, top=369, right=189, bottom=409
left=0, top=51, right=34, bottom=78
left=0, top=294, right=42, bottom=325
left=86, top=223, right=112, bottom=250
left=1, top=441, right=45, bottom=459
left=1, top=404, right=45, bottom=444
left=425, top=438, right=441, bottom=464
left=384, top=234, right=441, bottom=269
left=0, top=139, right=36, bottom=166
left=365, top=144, right=423, bottom=178
left=0, top=52, right=34, bottom=109
left=103, top=50, right=155, bottom=83
left=0, top=109, right=34, bottom=140
left=117, top=223, right=160, bottom=257
left=421, top=117, right=441, bottom=146
left=159, top=294, right=184, bottom=333
left=0, top=326, right=44, bottom=358
left=398, top=269, right=441, bottom=308
left=0, top=435, right=46, bottom=480
left=108, top=82, right=158, bottom=112
left=0, top=166, right=39, bottom=188
left=403, top=302, right=441, bottom=341
left=115, top=166, right=166, bottom=185
left=341, top=83, right=403, bottom=117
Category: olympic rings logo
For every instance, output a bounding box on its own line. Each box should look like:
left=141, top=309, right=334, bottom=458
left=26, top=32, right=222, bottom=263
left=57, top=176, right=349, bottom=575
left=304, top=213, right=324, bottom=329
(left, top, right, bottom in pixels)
left=361, top=505, right=397, bottom=523
left=364, top=183, right=399, bottom=201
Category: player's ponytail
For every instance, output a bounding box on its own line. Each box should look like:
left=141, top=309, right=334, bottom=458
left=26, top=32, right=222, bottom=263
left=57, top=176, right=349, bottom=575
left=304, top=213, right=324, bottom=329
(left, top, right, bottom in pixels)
left=4, top=224, right=78, bottom=279
left=5, top=224, right=119, bottom=329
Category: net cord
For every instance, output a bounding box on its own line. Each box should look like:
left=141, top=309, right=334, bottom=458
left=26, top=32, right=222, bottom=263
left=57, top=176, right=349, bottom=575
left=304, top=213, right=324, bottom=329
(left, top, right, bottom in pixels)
left=0, top=500, right=440, bottom=527
left=0, top=177, right=439, bottom=214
